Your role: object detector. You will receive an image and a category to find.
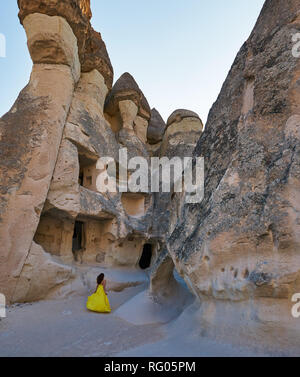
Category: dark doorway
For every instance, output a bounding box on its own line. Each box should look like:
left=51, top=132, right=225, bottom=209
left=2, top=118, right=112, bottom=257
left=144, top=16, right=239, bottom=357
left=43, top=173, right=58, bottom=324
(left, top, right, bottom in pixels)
left=78, top=169, right=84, bottom=186
left=139, top=244, right=153, bottom=269
left=72, top=221, right=84, bottom=252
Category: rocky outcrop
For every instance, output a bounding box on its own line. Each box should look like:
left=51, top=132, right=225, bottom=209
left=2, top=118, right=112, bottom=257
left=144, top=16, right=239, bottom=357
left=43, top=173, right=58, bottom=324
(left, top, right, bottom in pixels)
left=150, top=109, right=203, bottom=254
left=167, top=109, right=202, bottom=128
left=18, top=0, right=113, bottom=88
left=81, top=29, right=114, bottom=89
left=18, top=0, right=92, bottom=64
left=2, top=0, right=300, bottom=355
left=147, top=108, right=167, bottom=145
left=150, top=248, right=179, bottom=302
left=160, top=109, right=203, bottom=158
left=12, top=242, right=75, bottom=303
left=0, top=0, right=157, bottom=304
left=163, top=0, right=300, bottom=353
left=0, top=48, right=76, bottom=301
left=104, top=73, right=151, bottom=120
left=23, top=13, right=81, bottom=81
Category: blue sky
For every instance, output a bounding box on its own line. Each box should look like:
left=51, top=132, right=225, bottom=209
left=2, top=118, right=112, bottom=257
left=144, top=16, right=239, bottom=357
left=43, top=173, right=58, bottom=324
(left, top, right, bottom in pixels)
left=0, top=0, right=264, bottom=123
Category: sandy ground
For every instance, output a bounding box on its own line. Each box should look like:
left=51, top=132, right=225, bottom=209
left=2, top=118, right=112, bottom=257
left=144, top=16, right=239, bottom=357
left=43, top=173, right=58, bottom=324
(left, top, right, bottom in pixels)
left=117, top=302, right=268, bottom=357
left=0, top=268, right=269, bottom=357
left=0, top=285, right=165, bottom=357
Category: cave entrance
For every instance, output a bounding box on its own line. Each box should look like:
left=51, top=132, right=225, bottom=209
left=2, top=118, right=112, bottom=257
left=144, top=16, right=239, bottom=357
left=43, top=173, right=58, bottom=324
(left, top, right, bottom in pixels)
left=78, top=151, right=98, bottom=192
left=139, top=244, right=153, bottom=270
left=72, top=221, right=84, bottom=252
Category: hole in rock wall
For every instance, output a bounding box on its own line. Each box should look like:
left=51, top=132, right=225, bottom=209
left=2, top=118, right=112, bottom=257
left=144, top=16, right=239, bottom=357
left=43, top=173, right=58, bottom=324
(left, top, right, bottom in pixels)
left=78, top=153, right=98, bottom=192
left=144, top=195, right=152, bottom=213
left=72, top=221, right=84, bottom=252
left=121, top=193, right=146, bottom=218
left=244, top=269, right=250, bottom=279
left=34, top=213, right=118, bottom=263
left=79, top=171, right=84, bottom=186
left=34, top=215, right=64, bottom=255
left=139, top=244, right=153, bottom=270
left=34, top=214, right=72, bottom=256
left=77, top=218, right=117, bottom=264
left=104, top=112, right=123, bottom=133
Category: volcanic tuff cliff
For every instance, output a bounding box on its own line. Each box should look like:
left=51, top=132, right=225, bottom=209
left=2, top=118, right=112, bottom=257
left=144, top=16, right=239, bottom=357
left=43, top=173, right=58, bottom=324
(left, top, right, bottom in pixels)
left=155, top=0, right=300, bottom=353
left=0, top=0, right=202, bottom=304
left=0, top=0, right=300, bottom=354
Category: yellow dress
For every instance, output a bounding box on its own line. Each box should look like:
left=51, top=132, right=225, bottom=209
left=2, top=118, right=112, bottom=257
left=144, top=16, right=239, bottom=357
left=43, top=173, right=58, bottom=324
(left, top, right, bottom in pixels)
left=86, top=285, right=111, bottom=313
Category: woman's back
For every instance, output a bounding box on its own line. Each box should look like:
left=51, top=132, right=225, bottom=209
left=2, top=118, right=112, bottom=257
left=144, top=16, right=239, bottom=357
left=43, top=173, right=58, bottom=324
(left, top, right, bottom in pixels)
left=87, top=275, right=111, bottom=313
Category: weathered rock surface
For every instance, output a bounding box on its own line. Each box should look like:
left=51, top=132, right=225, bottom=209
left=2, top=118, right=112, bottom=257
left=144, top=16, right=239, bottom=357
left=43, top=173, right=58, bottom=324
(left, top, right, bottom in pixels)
left=167, top=109, right=202, bottom=127
left=160, top=110, right=203, bottom=158
left=81, top=29, right=114, bottom=89
left=0, top=0, right=156, bottom=304
left=163, top=0, right=300, bottom=352
left=23, top=13, right=81, bottom=82
left=105, top=73, right=151, bottom=120
left=147, top=108, right=167, bottom=145
left=18, top=0, right=113, bottom=88
left=0, top=63, right=75, bottom=302
left=18, top=0, right=92, bottom=65
left=2, top=0, right=300, bottom=355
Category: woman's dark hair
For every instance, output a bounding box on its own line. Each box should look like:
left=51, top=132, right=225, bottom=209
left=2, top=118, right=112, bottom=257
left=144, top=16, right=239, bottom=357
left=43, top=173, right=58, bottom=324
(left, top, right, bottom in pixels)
left=97, top=273, right=105, bottom=285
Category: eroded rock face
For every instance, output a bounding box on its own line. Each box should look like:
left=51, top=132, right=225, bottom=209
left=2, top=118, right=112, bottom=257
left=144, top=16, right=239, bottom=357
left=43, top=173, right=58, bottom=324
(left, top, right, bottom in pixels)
left=0, top=0, right=157, bottom=304
left=150, top=110, right=203, bottom=256
left=150, top=249, right=179, bottom=302
left=3, top=0, right=300, bottom=354
left=160, top=111, right=203, bottom=158
left=104, top=73, right=151, bottom=120
left=18, top=0, right=113, bottom=88
left=0, top=63, right=75, bottom=302
left=12, top=242, right=75, bottom=303
left=165, top=0, right=300, bottom=351
left=147, top=108, right=167, bottom=145
left=167, top=109, right=202, bottom=127
left=18, top=0, right=92, bottom=64
left=23, top=13, right=81, bottom=82
left=81, top=28, right=114, bottom=89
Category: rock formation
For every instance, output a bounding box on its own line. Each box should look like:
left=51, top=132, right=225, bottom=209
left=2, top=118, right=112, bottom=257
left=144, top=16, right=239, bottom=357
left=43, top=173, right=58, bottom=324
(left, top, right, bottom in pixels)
left=1, top=0, right=300, bottom=355
left=147, top=108, right=167, bottom=145
left=0, top=0, right=200, bottom=305
left=153, top=0, right=300, bottom=354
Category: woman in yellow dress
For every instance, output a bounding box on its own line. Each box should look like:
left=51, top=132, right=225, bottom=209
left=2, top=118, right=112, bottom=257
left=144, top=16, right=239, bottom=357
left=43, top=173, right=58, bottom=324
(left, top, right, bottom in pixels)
left=86, top=273, right=111, bottom=313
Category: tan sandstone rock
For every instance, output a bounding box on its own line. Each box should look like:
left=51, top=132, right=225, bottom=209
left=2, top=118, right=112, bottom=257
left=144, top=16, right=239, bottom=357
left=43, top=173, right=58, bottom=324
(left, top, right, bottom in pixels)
left=104, top=72, right=151, bottom=121
left=23, top=13, right=81, bottom=82
left=12, top=242, right=75, bottom=303
left=18, top=0, right=92, bottom=66
left=164, top=0, right=300, bottom=353
left=4, top=0, right=299, bottom=356
left=0, top=63, right=75, bottom=303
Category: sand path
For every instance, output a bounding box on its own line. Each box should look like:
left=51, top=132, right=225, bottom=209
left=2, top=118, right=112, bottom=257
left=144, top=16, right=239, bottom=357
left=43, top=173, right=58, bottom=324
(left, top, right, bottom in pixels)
left=0, top=268, right=268, bottom=357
